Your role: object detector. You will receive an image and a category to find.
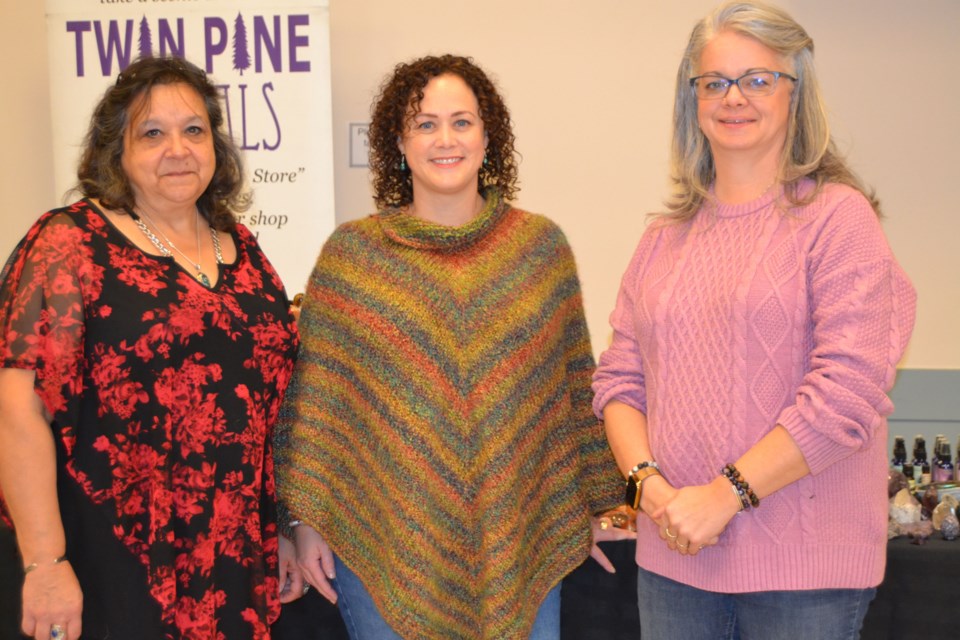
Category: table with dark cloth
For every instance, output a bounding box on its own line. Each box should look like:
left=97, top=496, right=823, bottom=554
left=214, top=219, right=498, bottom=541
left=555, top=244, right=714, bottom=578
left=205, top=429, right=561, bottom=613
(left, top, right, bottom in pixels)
left=861, top=535, right=957, bottom=640
left=2, top=530, right=956, bottom=639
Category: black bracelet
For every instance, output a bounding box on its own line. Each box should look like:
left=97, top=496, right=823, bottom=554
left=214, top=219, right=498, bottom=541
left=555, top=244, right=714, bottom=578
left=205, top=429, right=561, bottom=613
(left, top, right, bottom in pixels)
left=722, top=463, right=760, bottom=509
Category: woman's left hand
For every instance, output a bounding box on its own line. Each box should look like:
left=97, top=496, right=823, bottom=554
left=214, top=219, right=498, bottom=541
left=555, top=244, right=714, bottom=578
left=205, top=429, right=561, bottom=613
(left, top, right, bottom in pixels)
left=277, top=534, right=307, bottom=603
left=652, top=476, right=737, bottom=556
left=588, top=515, right=636, bottom=573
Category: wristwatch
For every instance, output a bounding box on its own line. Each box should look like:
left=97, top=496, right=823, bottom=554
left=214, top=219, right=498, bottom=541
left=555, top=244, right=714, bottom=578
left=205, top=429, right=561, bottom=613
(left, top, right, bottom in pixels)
left=625, top=465, right=662, bottom=510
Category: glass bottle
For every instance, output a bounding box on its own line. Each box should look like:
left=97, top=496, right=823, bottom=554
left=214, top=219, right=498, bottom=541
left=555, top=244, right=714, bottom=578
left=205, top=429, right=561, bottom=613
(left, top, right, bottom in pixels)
left=902, top=462, right=916, bottom=490
left=932, top=435, right=945, bottom=468
left=912, top=435, right=930, bottom=485
left=955, top=437, right=960, bottom=482
left=890, top=435, right=906, bottom=473
left=933, top=439, right=954, bottom=484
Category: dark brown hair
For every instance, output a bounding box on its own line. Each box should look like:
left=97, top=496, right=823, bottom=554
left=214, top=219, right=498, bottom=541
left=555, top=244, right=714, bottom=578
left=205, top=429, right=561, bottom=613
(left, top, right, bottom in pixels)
left=76, top=56, right=247, bottom=230
left=368, top=54, right=519, bottom=209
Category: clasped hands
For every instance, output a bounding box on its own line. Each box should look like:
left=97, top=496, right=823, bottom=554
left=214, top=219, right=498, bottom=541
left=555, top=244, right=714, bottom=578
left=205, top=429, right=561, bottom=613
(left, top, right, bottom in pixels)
left=641, top=474, right=741, bottom=557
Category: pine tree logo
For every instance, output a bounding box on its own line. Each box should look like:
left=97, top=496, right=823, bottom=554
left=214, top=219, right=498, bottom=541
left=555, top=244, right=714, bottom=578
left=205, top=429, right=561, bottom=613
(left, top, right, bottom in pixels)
left=233, top=13, right=250, bottom=75
left=138, top=16, right=153, bottom=59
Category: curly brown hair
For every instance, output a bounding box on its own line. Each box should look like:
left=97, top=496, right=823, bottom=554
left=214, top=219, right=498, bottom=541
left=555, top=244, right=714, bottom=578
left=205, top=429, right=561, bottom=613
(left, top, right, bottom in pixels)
left=368, top=54, right=519, bottom=209
left=76, top=56, right=247, bottom=231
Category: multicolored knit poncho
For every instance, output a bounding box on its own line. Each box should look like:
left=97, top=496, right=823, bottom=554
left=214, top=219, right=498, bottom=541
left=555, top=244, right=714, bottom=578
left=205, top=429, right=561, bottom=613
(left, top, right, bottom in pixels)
left=275, top=189, right=620, bottom=639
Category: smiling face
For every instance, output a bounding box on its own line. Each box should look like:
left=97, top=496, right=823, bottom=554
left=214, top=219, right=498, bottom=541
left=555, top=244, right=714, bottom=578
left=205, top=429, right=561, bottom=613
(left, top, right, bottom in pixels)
left=121, top=82, right=216, bottom=213
left=398, top=73, right=487, bottom=202
left=696, top=30, right=793, bottom=168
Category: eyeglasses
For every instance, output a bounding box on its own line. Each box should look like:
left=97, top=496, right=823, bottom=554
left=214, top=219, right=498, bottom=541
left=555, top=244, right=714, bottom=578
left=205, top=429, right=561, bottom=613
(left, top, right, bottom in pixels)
left=689, top=71, right=797, bottom=100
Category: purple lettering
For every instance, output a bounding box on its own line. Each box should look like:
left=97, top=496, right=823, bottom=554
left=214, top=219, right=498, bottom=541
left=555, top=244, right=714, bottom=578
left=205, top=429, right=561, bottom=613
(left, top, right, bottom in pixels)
left=94, top=20, right=134, bottom=75
left=65, top=21, right=92, bottom=76
left=262, top=83, right=280, bottom=151
left=288, top=15, right=310, bottom=72
left=157, top=18, right=185, bottom=58
left=237, top=84, right=260, bottom=151
left=204, top=17, right=228, bottom=72
left=253, top=16, right=282, bottom=73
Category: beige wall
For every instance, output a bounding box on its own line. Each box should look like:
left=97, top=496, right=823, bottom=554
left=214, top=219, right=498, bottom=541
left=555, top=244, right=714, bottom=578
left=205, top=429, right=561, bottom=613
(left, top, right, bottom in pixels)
left=3, top=0, right=957, bottom=368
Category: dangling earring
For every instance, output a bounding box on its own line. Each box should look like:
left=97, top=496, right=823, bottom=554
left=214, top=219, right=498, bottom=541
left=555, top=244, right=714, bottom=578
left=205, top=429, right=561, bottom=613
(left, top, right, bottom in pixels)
left=483, top=154, right=489, bottom=166
left=400, top=155, right=407, bottom=171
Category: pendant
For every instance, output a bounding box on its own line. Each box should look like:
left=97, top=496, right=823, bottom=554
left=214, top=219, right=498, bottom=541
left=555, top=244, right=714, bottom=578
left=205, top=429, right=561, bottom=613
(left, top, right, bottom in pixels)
left=197, top=271, right=211, bottom=287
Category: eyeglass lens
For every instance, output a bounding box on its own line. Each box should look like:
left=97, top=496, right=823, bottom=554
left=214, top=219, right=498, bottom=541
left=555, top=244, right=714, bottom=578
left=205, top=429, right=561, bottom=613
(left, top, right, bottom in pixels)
left=694, top=72, right=780, bottom=99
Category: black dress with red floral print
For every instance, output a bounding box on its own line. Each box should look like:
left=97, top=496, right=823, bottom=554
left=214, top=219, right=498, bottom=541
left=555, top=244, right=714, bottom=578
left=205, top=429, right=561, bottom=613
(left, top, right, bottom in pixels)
left=0, top=200, right=299, bottom=639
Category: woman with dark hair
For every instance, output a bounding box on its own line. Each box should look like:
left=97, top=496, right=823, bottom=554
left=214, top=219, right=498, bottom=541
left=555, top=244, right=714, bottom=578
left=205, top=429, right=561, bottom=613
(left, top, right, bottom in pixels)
left=275, top=54, right=624, bottom=640
left=593, top=2, right=916, bottom=638
left=0, top=56, right=301, bottom=639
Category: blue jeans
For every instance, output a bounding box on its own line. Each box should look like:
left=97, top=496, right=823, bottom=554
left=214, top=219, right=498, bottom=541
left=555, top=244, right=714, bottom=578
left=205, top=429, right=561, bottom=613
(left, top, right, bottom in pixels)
left=637, top=567, right=876, bottom=640
left=333, top=555, right=561, bottom=639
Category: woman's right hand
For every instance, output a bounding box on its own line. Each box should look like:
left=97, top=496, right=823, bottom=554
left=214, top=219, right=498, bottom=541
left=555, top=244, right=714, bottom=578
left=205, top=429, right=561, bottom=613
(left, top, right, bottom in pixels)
left=294, top=524, right=338, bottom=604
left=21, top=561, right=82, bottom=640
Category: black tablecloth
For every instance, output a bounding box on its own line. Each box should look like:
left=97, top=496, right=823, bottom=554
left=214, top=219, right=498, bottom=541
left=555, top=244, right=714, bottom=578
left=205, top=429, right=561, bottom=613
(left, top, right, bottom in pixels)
left=861, top=535, right=957, bottom=640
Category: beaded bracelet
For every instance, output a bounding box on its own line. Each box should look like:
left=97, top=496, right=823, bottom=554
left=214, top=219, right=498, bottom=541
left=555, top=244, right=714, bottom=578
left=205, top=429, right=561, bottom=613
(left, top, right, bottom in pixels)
left=728, top=481, right=749, bottom=512
left=628, top=460, right=659, bottom=479
left=722, top=463, right=760, bottom=509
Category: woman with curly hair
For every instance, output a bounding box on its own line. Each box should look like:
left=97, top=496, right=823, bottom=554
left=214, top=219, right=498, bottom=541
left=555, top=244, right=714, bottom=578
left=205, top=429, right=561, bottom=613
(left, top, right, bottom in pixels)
left=275, top=54, right=625, bottom=639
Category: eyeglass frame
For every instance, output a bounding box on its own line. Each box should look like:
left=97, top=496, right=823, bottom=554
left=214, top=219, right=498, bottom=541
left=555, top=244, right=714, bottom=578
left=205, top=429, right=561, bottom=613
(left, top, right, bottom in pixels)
left=689, top=70, right=797, bottom=100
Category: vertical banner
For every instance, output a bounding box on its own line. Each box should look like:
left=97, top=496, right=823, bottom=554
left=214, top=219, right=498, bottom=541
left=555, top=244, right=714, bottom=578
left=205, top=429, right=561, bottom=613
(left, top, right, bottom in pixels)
left=45, top=0, right=335, bottom=294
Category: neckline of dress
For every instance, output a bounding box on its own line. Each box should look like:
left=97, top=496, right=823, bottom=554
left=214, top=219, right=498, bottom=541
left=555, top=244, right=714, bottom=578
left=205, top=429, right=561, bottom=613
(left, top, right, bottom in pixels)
left=84, top=198, right=241, bottom=273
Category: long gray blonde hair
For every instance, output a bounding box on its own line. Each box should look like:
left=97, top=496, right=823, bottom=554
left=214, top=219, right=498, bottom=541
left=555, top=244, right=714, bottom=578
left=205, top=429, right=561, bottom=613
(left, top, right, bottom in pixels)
left=665, top=1, right=879, bottom=219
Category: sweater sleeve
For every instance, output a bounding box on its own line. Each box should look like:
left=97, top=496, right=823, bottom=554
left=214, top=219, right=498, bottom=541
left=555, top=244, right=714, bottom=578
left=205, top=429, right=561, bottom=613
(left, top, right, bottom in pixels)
left=777, top=189, right=916, bottom=474
left=591, top=227, right=658, bottom=420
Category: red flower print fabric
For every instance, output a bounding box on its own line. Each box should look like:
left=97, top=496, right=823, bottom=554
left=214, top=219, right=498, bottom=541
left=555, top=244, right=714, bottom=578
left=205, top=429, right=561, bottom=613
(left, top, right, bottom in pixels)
left=0, top=200, right=298, bottom=639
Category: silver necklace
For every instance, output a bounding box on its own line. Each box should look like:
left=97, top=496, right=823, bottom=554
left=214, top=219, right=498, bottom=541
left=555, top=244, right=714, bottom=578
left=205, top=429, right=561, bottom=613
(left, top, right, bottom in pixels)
left=131, top=209, right=222, bottom=287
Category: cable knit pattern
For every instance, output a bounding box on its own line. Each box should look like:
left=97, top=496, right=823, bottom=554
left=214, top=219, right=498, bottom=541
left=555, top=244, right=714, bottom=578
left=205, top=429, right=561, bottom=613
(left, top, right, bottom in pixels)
left=593, top=181, right=916, bottom=592
left=276, top=190, right=621, bottom=639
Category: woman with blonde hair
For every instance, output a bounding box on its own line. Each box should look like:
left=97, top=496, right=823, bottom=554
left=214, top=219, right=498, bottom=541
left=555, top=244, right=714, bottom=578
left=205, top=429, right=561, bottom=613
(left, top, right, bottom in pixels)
left=593, top=3, right=916, bottom=638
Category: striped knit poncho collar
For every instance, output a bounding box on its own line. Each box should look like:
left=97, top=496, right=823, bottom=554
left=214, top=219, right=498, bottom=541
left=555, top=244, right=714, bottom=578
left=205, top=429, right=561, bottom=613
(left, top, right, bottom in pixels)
left=377, top=187, right=507, bottom=251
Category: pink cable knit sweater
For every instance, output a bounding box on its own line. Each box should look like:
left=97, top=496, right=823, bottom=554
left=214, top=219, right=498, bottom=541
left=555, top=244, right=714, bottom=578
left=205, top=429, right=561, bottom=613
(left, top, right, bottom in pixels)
left=593, top=182, right=916, bottom=592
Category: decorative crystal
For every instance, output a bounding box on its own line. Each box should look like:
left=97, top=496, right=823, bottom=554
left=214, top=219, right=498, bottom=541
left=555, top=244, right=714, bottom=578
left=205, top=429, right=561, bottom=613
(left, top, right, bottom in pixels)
left=941, top=513, right=959, bottom=540
left=889, top=488, right=921, bottom=525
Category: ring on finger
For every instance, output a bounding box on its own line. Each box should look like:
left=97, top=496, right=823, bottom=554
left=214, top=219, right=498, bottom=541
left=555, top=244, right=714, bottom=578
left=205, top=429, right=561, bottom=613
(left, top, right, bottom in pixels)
left=665, top=528, right=678, bottom=539
left=51, top=625, right=65, bottom=640
left=677, top=541, right=689, bottom=550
